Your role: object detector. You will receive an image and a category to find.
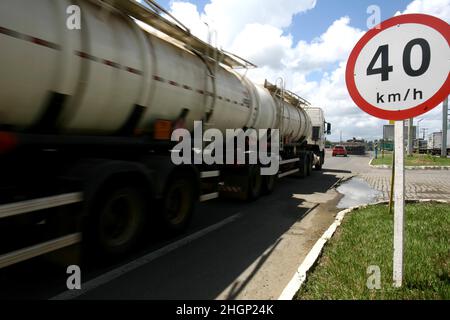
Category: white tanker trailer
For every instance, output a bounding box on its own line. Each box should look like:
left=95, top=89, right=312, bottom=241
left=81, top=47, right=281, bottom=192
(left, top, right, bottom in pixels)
left=0, top=0, right=330, bottom=265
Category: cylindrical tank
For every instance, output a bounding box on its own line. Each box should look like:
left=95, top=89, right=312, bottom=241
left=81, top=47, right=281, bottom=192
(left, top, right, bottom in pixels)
left=0, top=0, right=311, bottom=142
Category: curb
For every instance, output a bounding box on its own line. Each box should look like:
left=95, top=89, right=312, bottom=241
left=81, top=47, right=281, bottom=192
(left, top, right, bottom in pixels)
left=330, top=174, right=355, bottom=189
left=369, top=158, right=450, bottom=170
left=278, top=199, right=450, bottom=300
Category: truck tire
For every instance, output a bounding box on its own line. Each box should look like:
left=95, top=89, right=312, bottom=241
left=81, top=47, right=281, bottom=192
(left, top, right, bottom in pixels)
left=306, top=154, right=312, bottom=176
left=247, top=165, right=263, bottom=201
left=89, top=185, right=147, bottom=257
left=315, top=151, right=324, bottom=171
left=298, top=155, right=308, bottom=178
left=315, top=161, right=323, bottom=171
left=262, top=174, right=277, bottom=195
left=161, top=174, right=195, bottom=233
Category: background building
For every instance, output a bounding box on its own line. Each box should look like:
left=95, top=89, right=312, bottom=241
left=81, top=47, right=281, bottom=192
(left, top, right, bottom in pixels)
left=382, top=124, right=417, bottom=151
left=383, top=124, right=417, bottom=142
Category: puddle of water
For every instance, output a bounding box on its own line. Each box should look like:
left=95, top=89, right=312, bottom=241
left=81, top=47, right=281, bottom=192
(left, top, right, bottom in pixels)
left=336, top=178, right=382, bottom=209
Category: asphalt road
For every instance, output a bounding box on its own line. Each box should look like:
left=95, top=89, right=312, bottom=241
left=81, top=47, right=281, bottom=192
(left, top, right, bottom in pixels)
left=0, top=151, right=364, bottom=300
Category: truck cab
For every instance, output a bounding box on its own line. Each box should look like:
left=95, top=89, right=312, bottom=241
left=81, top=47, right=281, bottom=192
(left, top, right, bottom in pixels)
left=305, top=107, right=331, bottom=169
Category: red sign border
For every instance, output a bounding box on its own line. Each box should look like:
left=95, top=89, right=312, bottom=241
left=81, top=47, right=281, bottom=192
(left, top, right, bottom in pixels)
left=346, top=14, right=450, bottom=121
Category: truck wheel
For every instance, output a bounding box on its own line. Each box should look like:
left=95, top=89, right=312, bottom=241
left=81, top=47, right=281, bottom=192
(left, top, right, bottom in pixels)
left=298, top=156, right=308, bottom=178
left=315, top=152, right=323, bottom=171
left=90, top=185, right=147, bottom=257
left=262, top=174, right=277, bottom=195
left=306, top=155, right=312, bottom=176
left=247, top=166, right=263, bottom=201
left=162, top=175, right=195, bottom=233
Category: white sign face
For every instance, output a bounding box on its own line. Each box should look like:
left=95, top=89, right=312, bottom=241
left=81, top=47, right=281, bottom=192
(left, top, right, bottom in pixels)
left=355, top=24, right=448, bottom=110
left=346, top=14, right=450, bottom=120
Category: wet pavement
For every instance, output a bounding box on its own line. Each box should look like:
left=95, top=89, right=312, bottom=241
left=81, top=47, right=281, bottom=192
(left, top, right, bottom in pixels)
left=336, top=177, right=382, bottom=209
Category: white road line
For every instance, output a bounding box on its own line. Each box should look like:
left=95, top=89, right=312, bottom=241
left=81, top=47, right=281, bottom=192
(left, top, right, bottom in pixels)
left=50, top=213, right=242, bottom=300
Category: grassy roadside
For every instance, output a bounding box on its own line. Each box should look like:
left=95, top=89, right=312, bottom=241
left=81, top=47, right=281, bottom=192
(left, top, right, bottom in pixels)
left=296, top=203, right=450, bottom=300
left=371, top=153, right=450, bottom=166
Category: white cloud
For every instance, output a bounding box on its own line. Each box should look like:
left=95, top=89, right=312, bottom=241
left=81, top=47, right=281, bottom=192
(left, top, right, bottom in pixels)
left=165, top=0, right=316, bottom=48
left=290, top=17, right=364, bottom=72
left=201, top=0, right=317, bottom=46
left=162, top=0, right=448, bottom=141
left=395, top=0, right=450, bottom=22
left=229, top=24, right=293, bottom=70
left=166, top=1, right=210, bottom=41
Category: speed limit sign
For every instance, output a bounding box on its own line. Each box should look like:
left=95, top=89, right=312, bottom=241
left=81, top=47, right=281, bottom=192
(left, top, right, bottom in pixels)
left=346, top=13, right=449, bottom=288
left=346, top=14, right=449, bottom=120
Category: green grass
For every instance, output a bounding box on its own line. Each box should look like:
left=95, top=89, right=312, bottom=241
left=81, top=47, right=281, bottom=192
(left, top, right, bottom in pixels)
left=371, top=153, right=450, bottom=166
left=296, top=203, right=450, bottom=300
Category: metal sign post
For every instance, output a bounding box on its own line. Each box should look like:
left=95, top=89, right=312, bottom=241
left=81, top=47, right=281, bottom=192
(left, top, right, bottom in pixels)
left=393, top=121, right=405, bottom=287
left=442, top=97, right=448, bottom=158
left=346, top=14, right=450, bottom=288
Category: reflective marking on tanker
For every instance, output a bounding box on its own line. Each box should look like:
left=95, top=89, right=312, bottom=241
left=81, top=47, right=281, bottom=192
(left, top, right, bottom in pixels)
left=0, top=25, right=249, bottom=108
left=103, top=59, right=121, bottom=69
left=168, top=80, right=180, bottom=87
left=75, top=51, right=99, bottom=62
left=126, top=67, right=143, bottom=76
left=0, top=25, right=61, bottom=51
left=0, top=24, right=143, bottom=76
left=75, top=50, right=143, bottom=76
left=278, top=168, right=300, bottom=178
left=153, top=75, right=165, bottom=82
left=146, top=74, right=247, bottom=107
left=200, top=170, right=220, bottom=178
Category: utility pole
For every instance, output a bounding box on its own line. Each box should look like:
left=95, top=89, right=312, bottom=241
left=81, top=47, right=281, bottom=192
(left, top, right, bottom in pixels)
left=421, top=128, right=428, bottom=140
left=442, top=97, right=448, bottom=158
left=417, top=119, right=424, bottom=140
left=408, top=118, right=413, bottom=156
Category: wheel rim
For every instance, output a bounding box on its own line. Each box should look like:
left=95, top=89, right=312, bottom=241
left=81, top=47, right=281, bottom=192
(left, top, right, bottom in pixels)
left=99, top=191, right=140, bottom=248
left=165, top=181, right=191, bottom=226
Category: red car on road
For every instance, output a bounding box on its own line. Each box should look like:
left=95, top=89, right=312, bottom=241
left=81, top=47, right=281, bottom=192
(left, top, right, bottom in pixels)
left=332, top=145, right=348, bottom=157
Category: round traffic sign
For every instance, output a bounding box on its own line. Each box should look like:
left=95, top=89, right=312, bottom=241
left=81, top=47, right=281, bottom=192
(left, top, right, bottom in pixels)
left=346, top=14, right=450, bottom=120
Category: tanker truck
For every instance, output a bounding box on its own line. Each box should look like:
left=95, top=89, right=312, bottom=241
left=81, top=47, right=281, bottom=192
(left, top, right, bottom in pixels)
left=0, top=0, right=330, bottom=267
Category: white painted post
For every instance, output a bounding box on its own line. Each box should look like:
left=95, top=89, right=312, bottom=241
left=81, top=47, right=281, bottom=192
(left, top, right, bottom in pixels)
left=393, top=121, right=405, bottom=287
left=442, top=97, right=448, bottom=158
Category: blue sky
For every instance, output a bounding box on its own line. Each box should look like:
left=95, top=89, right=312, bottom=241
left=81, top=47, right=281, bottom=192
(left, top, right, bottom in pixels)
left=146, top=0, right=449, bottom=141
left=287, top=0, right=412, bottom=41
left=157, top=0, right=412, bottom=42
